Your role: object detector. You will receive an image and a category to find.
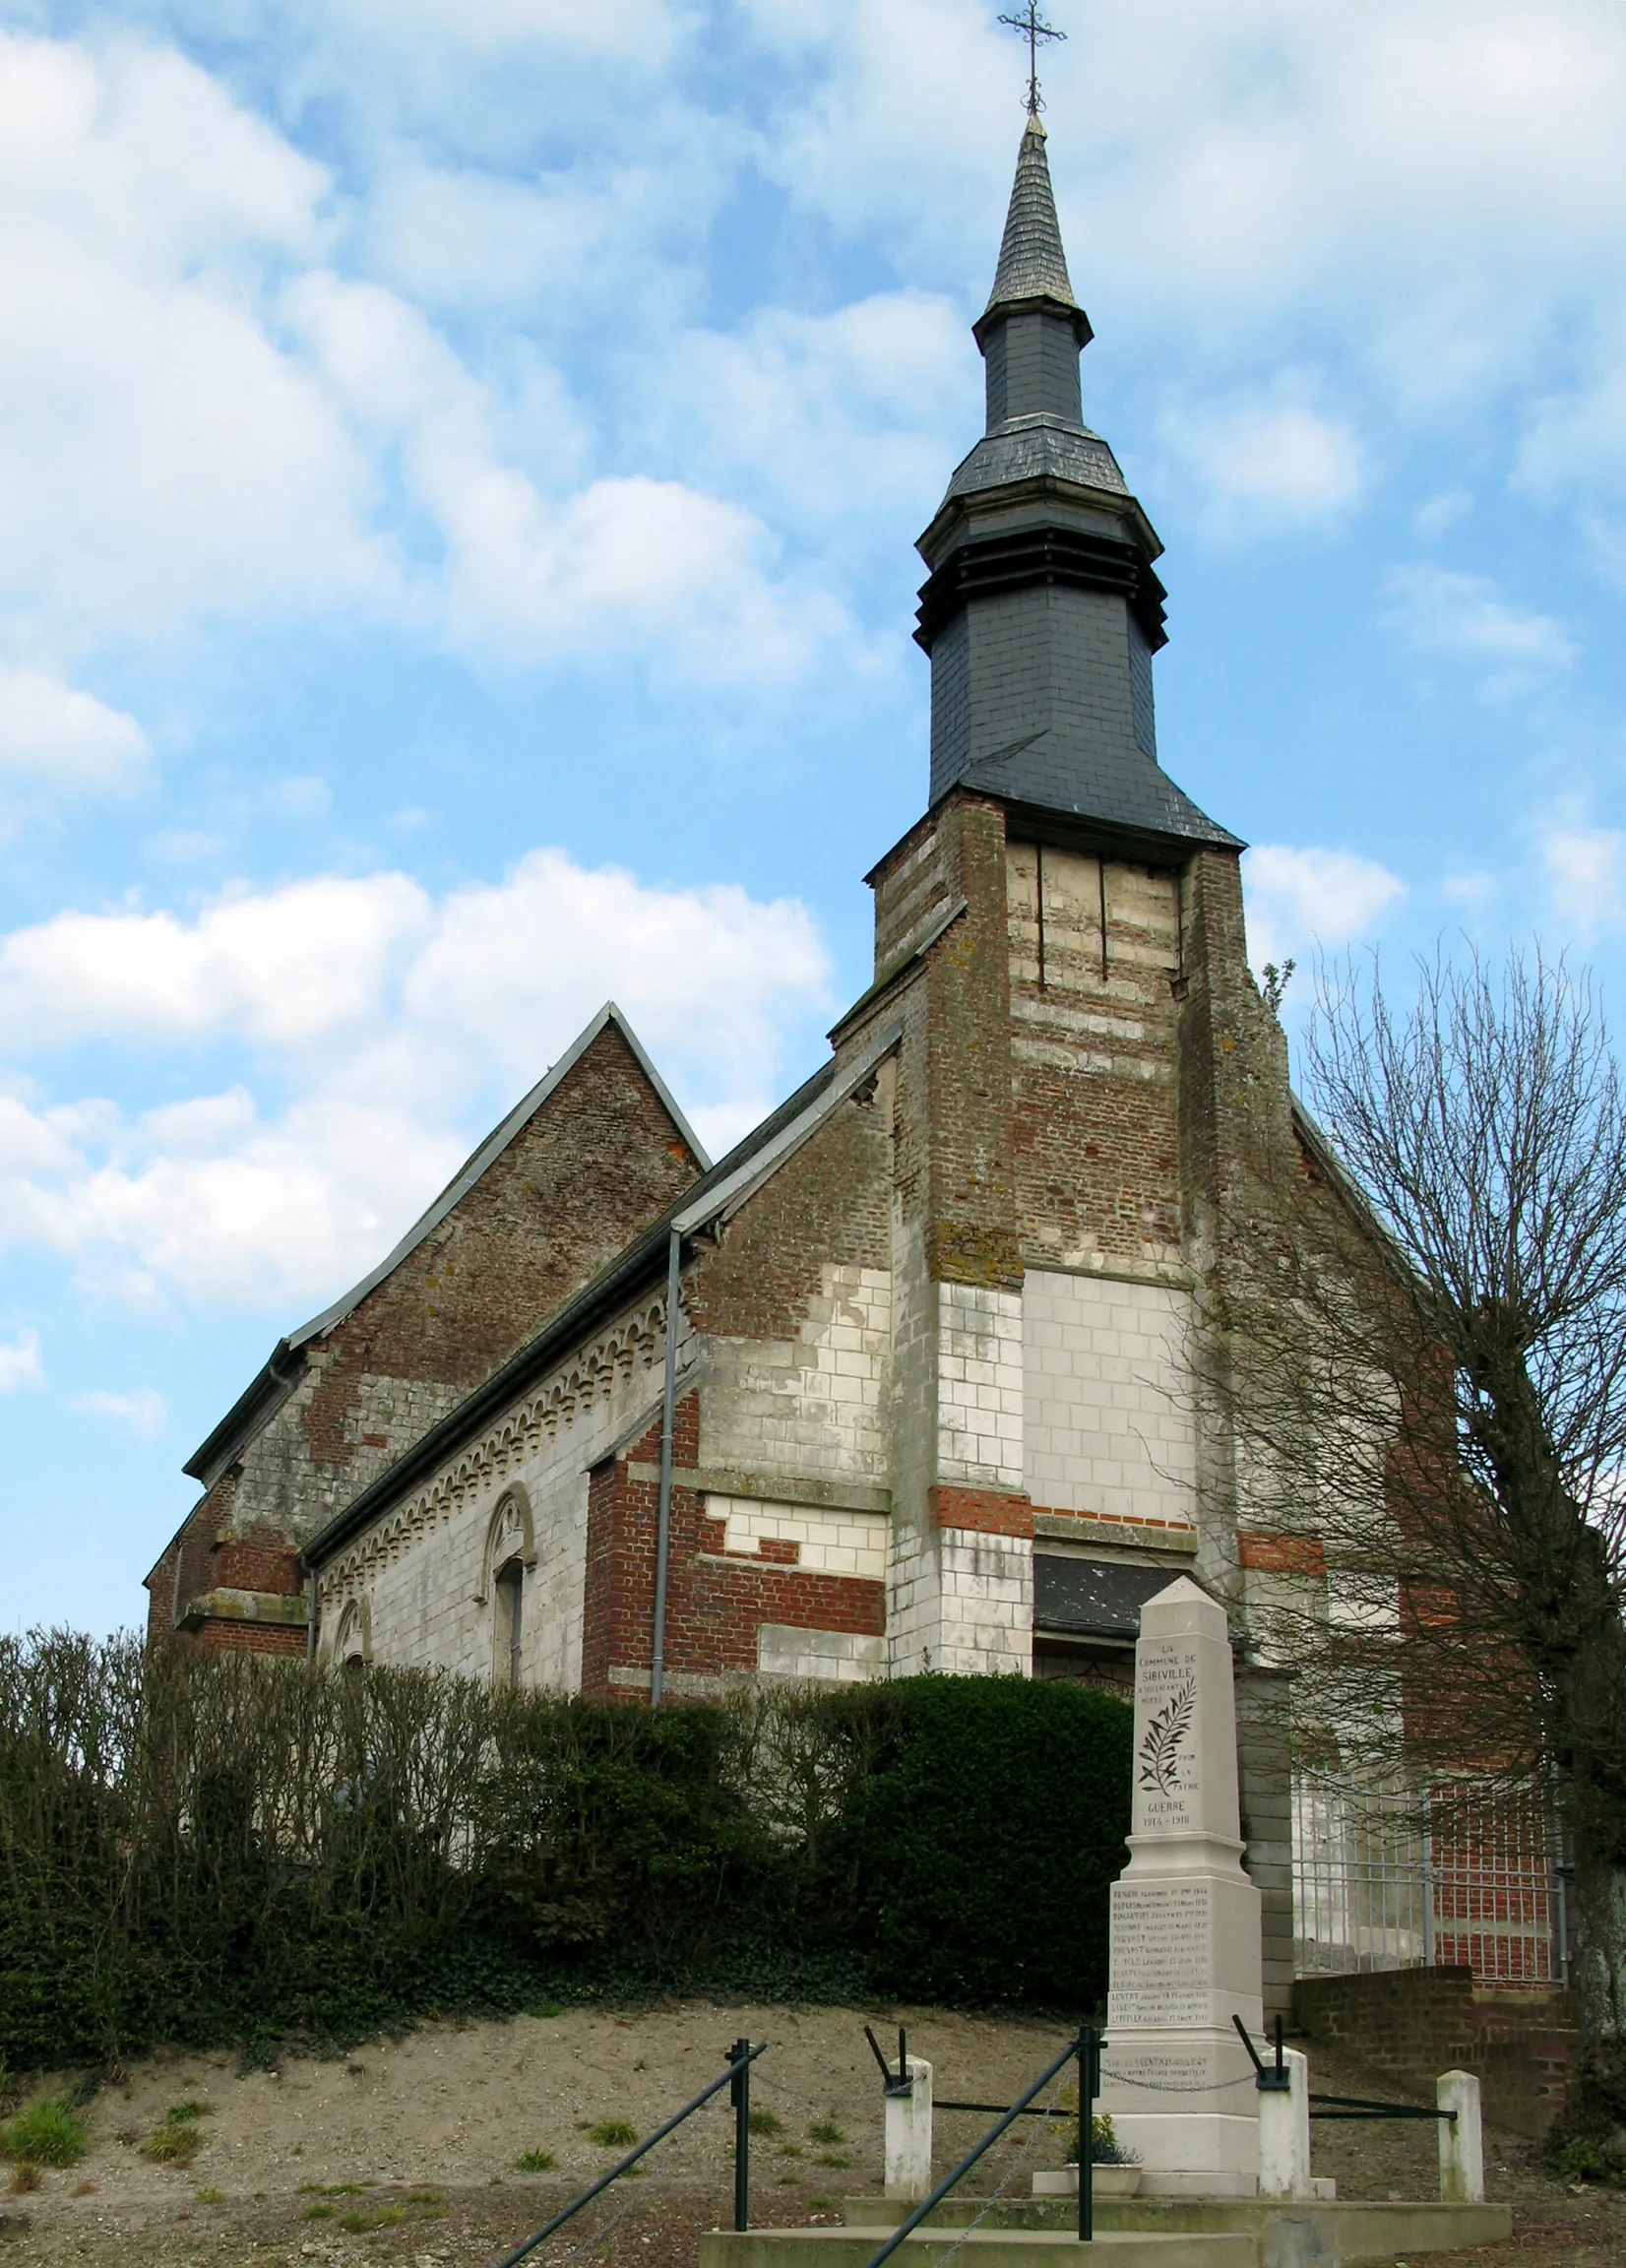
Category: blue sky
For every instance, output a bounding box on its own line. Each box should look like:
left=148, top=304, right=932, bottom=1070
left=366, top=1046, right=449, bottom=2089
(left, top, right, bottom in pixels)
left=3, top=0, right=1624, bottom=1638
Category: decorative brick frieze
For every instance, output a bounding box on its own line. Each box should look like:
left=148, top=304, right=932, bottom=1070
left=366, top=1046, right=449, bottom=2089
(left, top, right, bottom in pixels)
left=314, top=1295, right=664, bottom=1607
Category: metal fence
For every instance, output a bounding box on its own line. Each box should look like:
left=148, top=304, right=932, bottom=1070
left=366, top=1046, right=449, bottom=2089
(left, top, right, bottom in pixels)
left=1291, top=1766, right=1566, bottom=1988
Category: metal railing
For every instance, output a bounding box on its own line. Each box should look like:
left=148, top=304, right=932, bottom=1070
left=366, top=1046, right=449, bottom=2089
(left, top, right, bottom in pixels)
left=494, top=2037, right=767, bottom=2268
left=857, top=2028, right=1103, bottom=2263
left=1292, top=1766, right=1564, bottom=1986
left=1232, top=2013, right=1455, bottom=2126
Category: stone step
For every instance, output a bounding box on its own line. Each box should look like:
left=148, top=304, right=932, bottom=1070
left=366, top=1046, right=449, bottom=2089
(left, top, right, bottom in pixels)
left=799, top=2197, right=1515, bottom=2266
left=699, top=2232, right=1254, bottom=2268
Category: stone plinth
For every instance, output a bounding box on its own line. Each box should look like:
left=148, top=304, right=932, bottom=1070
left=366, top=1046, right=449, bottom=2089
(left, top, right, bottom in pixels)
left=1098, top=1577, right=1262, bottom=2193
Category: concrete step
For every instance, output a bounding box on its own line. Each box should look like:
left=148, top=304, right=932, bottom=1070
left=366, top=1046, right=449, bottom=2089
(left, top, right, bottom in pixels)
left=700, top=2233, right=1254, bottom=2268
left=806, top=2197, right=1515, bottom=2266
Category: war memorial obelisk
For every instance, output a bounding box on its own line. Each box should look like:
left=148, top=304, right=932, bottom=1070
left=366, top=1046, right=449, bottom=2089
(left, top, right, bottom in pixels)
left=1098, top=1577, right=1263, bottom=2194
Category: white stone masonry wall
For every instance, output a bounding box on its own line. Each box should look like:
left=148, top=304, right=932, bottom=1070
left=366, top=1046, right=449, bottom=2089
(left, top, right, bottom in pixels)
left=705, top=1494, right=889, bottom=1582
left=700, top=1262, right=892, bottom=1485
left=317, top=1299, right=666, bottom=1689
left=936, top=1280, right=1024, bottom=1489
left=1023, top=1270, right=1196, bottom=1528
left=936, top=1531, right=1032, bottom=1677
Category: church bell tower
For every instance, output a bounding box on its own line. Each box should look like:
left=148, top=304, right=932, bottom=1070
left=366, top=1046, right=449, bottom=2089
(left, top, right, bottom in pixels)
left=915, top=111, right=1238, bottom=859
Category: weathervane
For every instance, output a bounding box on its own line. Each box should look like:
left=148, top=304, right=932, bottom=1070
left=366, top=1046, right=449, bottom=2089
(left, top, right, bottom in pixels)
left=998, top=1, right=1066, bottom=115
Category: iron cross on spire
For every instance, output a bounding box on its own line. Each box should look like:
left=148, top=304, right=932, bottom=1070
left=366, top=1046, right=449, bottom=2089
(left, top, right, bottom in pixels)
left=998, top=1, right=1066, bottom=115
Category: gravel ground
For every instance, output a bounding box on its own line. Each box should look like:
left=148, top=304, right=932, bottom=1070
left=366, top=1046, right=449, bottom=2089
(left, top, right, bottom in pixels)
left=3, top=2004, right=1622, bottom=2268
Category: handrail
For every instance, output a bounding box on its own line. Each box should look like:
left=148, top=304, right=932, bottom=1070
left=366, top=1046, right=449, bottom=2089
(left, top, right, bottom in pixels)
left=857, top=2031, right=1096, bottom=2268
left=494, top=2038, right=768, bottom=2268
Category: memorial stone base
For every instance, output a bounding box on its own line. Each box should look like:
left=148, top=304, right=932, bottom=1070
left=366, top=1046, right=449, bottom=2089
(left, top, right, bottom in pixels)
left=1097, top=1578, right=1263, bottom=2194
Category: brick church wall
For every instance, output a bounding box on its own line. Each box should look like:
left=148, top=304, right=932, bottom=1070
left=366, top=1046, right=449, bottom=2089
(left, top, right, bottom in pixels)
left=1006, top=842, right=1184, bottom=1272
left=155, top=1019, right=701, bottom=1647
left=314, top=1288, right=667, bottom=1686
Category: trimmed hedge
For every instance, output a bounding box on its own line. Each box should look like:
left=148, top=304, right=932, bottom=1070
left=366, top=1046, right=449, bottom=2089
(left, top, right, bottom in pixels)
left=0, top=1632, right=1131, bottom=2066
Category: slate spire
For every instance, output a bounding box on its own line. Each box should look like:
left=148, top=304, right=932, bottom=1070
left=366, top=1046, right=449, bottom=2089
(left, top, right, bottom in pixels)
left=981, top=111, right=1083, bottom=326
left=910, top=116, right=1242, bottom=858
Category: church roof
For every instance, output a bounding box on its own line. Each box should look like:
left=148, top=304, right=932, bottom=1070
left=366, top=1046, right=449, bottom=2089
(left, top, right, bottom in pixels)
left=182, top=1002, right=707, bottom=1487
left=982, top=112, right=1082, bottom=320
left=958, top=742, right=1242, bottom=855
left=301, top=1016, right=905, bottom=1570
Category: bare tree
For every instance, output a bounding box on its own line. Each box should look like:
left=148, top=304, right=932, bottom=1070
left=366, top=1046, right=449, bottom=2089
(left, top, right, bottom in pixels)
left=1210, top=947, right=1626, bottom=2030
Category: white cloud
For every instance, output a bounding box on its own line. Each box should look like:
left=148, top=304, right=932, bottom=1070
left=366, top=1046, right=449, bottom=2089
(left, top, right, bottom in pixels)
left=0, top=849, right=832, bottom=1313
left=0, top=664, right=150, bottom=791
left=1414, top=488, right=1473, bottom=540
left=648, top=292, right=974, bottom=536
left=0, top=32, right=387, bottom=651
left=0, top=1326, right=43, bottom=1392
left=1158, top=395, right=1360, bottom=534
left=1539, top=823, right=1625, bottom=937
left=1244, top=845, right=1406, bottom=973
left=68, top=1385, right=168, bottom=1439
left=1381, top=563, right=1577, bottom=694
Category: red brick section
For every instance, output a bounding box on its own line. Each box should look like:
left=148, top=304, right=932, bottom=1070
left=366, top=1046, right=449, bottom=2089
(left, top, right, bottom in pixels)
left=297, top=1020, right=702, bottom=1470
left=198, top=1620, right=305, bottom=1659
left=931, top=1484, right=1033, bottom=1539
left=581, top=1394, right=885, bottom=1704
left=1237, top=1530, right=1327, bottom=1576
left=214, top=1534, right=306, bottom=1593
left=686, top=1093, right=891, bottom=1341
left=1007, top=840, right=1184, bottom=1267
left=150, top=1017, right=704, bottom=1650
left=1295, top=1967, right=1579, bottom=2139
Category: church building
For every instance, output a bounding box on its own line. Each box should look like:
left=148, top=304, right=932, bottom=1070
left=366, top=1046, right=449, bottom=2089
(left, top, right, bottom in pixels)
left=147, top=114, right=1318, bottom=2008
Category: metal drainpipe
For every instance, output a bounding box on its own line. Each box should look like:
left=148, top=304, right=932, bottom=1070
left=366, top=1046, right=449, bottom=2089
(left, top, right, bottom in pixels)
left=651, top=1226, right=682, bottom=1708
left=306, top=1569, right=319, bottom=1662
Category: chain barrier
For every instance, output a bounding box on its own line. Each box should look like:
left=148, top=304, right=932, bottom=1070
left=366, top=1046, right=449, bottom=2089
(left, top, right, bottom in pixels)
left=1096, top=2066, right=1256, bottom=2095
left=916, top=2066, right=1070, bottom=2268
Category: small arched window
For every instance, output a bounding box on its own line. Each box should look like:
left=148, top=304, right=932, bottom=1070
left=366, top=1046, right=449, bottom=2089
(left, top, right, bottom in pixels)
left=494, top=1556, right=524, bottom=1688
left=334, top=1596, right=371, bottom=1671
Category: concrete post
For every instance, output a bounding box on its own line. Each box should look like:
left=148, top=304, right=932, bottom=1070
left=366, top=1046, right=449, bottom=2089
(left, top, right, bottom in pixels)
left=1256, top=2048, right=1310, bottom=2200
left=883, top=2058, right=933, bottom=2199
left=1438, top=2070, right=1484, bottom=2204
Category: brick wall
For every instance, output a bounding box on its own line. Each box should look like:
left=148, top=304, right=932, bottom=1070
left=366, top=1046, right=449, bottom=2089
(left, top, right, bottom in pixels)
left=1007, top=844, right=1184, bottom=1271
left=317, top=1288, right=666, bottom=1688
left=581, top=1397, right=888, bottom=1701
left=154, top=1016, right=701, bottom=1651
left=1294, top=1967, right=1579, bottom=2138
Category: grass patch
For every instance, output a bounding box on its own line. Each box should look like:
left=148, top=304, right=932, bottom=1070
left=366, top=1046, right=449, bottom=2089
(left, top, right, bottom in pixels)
left=813, top=2152, right=851, bottom=2170
left=139, top=2127, right=200, bottom=2169
left=778, top=2142, right=803, bottom=2159
left=196, top=2187, right=224, bottom=2204
left=339, top=2206, right=405, bottom=2233
left=588, top=2119, right=638, bottom=2149
left=0, top=2098, right=89, bottom=2170
left=515, top=2150, right=556, bottom=2174
left=529, top=2001, right=564, bottom=2020
left=296, top=2182, right=366, bottom=2196
left=808, top=2194, right=832, bottom=2214
left=6, top=2170, right=39, bottom=2197
left=747, top=2109, right=782, bottom=2136
left=300, top=2205, right=336, bottom=2221
left=806, top=2120, right=844, bottom=2147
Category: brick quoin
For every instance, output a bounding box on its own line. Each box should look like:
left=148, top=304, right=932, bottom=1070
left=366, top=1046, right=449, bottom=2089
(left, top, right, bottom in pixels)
left=1237, top=1531, right=1327, bottom=1577
left=931, top=1484, right=1034, bottom=1539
